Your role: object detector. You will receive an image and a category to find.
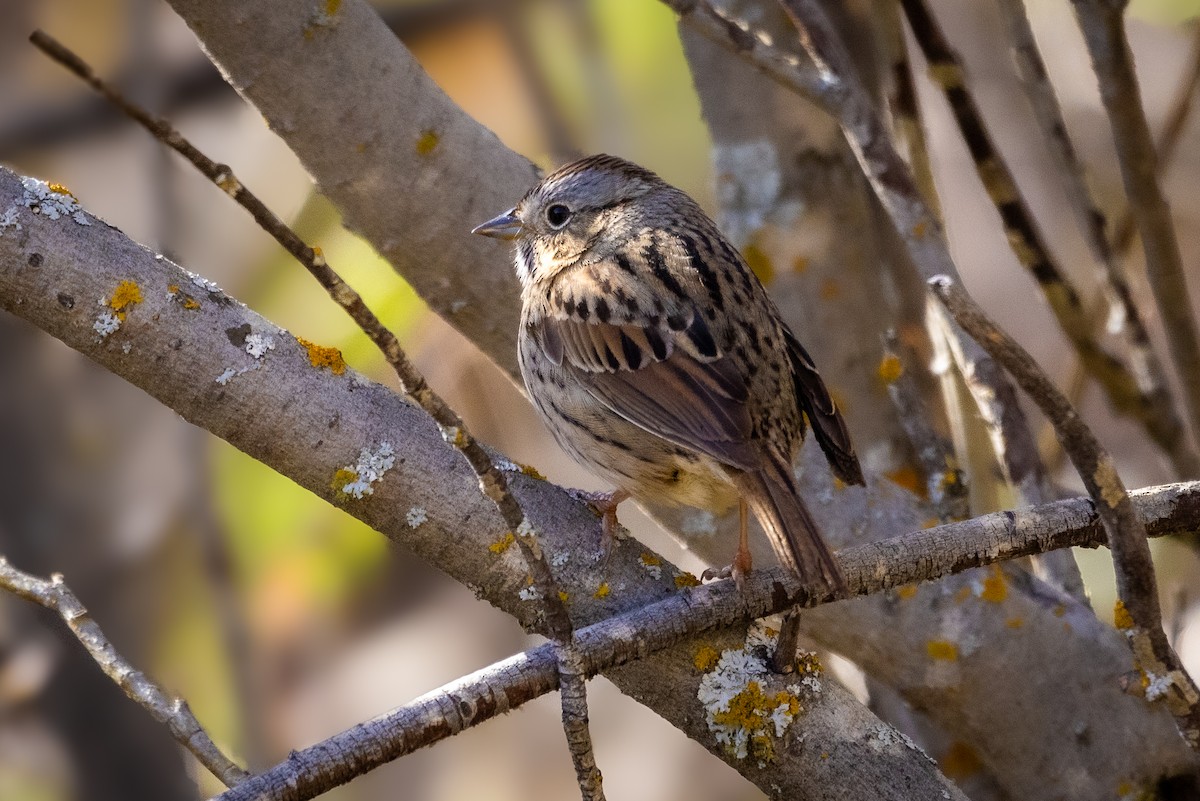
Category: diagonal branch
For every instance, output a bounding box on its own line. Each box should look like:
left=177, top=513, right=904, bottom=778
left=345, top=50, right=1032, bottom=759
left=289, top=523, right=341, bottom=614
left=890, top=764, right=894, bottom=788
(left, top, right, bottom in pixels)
left=1071, top=0, right=1200, bottom=452
left=931, top=274, right=1200, bottom=749
left=27, top=29, right=607, bottom=794
left=998, top=0, right=1197, bottom=477
left=213, top=476, right=1200, bottom=801
left=0, top=556, right=250, bottom=788
left=900, top=0, right=1182, bottom=469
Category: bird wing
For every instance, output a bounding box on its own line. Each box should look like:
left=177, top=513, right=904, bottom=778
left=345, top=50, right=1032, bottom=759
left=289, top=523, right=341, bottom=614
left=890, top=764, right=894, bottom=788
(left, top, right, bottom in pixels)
left=783, top=328, right=864, bottom=486
left=528, top=236, right=758, bottom=470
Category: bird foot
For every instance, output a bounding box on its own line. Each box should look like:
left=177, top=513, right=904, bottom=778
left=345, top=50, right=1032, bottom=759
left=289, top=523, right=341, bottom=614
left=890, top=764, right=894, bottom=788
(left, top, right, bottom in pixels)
left=568, top=488, right=630, bottom=563
left=701, top=549, right=753, bottom=590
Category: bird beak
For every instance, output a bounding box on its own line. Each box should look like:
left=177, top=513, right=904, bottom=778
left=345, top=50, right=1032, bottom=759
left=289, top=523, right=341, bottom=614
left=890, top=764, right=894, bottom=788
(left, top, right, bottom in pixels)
left=472, top=208, right=523, bottom=240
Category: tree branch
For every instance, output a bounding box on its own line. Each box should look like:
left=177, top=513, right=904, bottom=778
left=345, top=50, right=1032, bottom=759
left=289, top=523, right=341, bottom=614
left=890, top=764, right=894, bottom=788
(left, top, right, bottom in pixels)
left=1071, top=0, right=1200, bottom=452
left=931, top=274, right=1200, bottom=749
left=0, top=556, right=250, bottom=788
left=0, top=164, right=961, bottom=800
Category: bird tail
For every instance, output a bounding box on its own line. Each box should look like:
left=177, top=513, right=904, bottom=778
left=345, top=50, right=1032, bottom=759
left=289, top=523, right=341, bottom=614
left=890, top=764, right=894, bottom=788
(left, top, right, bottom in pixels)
left=735, top=453, right=848, bottom=599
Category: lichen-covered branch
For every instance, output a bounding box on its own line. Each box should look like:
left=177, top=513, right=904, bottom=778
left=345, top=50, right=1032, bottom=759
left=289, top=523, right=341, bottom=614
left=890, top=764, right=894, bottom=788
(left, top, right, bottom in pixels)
left=0, top=556, right=250, bottom=788
left=931, top=274, right=1200, bottom=749
left=214, top=472, right=1200, bottom=801
left=0, top=165, right=959, bottom=801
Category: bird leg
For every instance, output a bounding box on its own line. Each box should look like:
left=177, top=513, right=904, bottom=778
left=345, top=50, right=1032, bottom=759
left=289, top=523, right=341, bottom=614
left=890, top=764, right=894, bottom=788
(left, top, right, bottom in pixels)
left=701, top=498, right=753, bottom=588
left=571, top=487, right=630, bottom=561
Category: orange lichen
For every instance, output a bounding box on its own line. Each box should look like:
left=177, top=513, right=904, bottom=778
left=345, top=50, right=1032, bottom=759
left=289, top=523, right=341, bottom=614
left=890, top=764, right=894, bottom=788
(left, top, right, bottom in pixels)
left=166, top=284, right=202, bottom=310
left=1053, top=603, right=1066, bottom=618
left=912, top=220, right=927, bottom=239
left=48, top=182, right=75, bottom=199
left=742, top=243, right=774, bottom=285
left=885, top=465, right=925, bottom=497
left=296, top=337, right=347, bottom=375
left=1114, top=599, right=1134, bottom=630
left=489, top=532, right=515, bottom=554
left=795, top=651, right=822, bottom=675
left=519, top=463, right=545, bottom=480
left=710, top=681, right=801, bottom=763
left=640, top=552, right=663, bottom=567
left=820, top=278, right=840, bottom=300
left=954, top=585, right=972, bottom=604
left=325, top=0, right=341, bottom=14
left=939, top=741, right=982, bottom=780
left=416, top=129, right=440, bottom=156
left=877, top=353, right=904, bottom=384
left=979, top=566, right=1008, bottom=603
left=791, top=255, right=810, bottom=273
left=926, top=640, right=958, bottom=661
left=593, top=582, right=611, bottom=599
left=675, top=572, right=702, bottom=588
left=921, top=517, right=941, bottom=530
left=329, top=468, right=358, bottom=499
left=896, top=584, right=918, bottom=600
left=1006, top=617, right=1024, bottom=629
left=558, top=590, right=569, bottom=603
left=693, top=645, right=721, bottom=671
left=108, top=280, right=143, bottom=320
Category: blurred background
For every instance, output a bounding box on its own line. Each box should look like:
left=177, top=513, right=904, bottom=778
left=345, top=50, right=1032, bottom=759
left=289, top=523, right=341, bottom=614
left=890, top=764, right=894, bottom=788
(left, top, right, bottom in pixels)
left=3, top=0, right=1200, bottom=799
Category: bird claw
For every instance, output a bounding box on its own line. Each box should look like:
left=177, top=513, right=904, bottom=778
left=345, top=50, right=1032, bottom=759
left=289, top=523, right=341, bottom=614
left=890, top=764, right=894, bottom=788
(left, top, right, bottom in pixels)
left=568, top=488, right=629, bottom=564
left=701, top=549, right=753, bottom=590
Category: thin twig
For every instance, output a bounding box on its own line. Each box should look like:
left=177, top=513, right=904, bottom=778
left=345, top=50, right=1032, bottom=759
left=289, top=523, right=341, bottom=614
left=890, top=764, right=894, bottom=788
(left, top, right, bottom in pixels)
left=930, top=274, right=1200, bottom=749
left=998, top=0, right=1198, bottom=478
left=30, top=28, right=605, bottom=787
left=1111, top=21, right=1200, bottom=256
left=29, top=25, right=573, bottom=639
left=900, top=0, right=1160, bottom=450
left=0, top=557, right=250, bottom=788
left=1071, top=0, right=1200, bottom=454
left=210, top=478, right=1200, bottom=801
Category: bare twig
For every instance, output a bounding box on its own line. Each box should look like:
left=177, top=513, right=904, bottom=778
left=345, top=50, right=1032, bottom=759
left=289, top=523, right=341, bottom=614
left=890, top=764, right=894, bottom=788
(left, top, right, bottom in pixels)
left=900, top=0, right=1160, bottom=448
left=210, top=477, right=1200, bottom=801
left=30, top=28, right=604, bottom=787
left=1071, top=0, right=1200, bottom=452
left=1110, top=21, right=1200, bottom=256
left=930, top=275, right=1200, bottom=748
left=998, top=0, right=1198, bottom=477
left=0, top=557, right=250, bottom=788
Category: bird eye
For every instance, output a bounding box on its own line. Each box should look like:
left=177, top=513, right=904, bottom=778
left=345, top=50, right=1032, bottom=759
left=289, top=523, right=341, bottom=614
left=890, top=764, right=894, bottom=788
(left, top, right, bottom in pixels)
left=545, top=204, right=572, bottom=229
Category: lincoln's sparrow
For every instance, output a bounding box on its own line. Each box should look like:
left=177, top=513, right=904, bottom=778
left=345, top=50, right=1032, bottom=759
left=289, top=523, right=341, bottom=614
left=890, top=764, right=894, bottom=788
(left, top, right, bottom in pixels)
left=474, top=154, right=863, bottom=597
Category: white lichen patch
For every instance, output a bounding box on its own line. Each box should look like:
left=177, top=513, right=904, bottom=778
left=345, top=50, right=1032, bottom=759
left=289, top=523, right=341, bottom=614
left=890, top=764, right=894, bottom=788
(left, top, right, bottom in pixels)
left=93, top=309, right=122, bottom=338
left=0, top=204, right=20, bottom=235
left=696, top=624, right=803, bottom=764
left=215, top=363, right=263, bottom=385
left=21, top=177, right=90, bottom=225
left=713, top=140, right=782, bottom=246
left=406, top=506, right=427, bottom=528
left=1145, top=672, right=1173, bottom=702
left=868, top=723, right=934, bottom=763
left=550, top=550, right=570, bottom=568
left=518, top=584, right=542, bottom=601
left=188, top=271, right=221, bottom=294
left=244, top=332, right=276, bottom=359
left=337, top=442, right=396, bottom=499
